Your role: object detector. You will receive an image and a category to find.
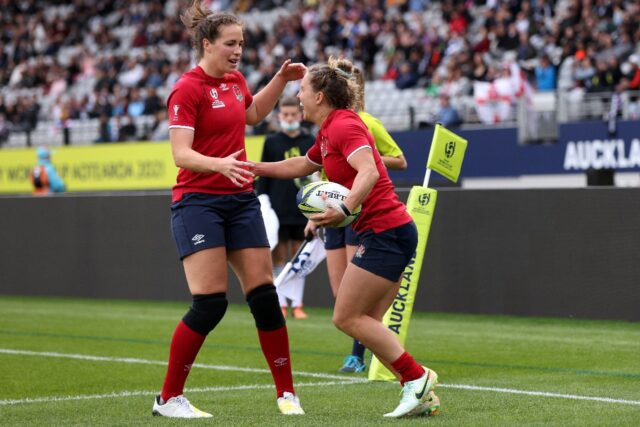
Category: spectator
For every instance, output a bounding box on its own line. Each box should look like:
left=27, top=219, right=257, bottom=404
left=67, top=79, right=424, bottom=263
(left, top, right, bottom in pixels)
left=395, top=61, right=418, bottom=89
left=535, top=55, right=557, bottom=92
left=626, top=54, right=640, bottom=90
left=0, top=0, right=637, bottom=140
left=147, top=110, right=170, bottom=142
left=117, top=115, right=137, bottom=141
left=95, top=113, right=112, bottom=143
left=588, top=58, right=618, bottom=93
left=573, top=56, right=596, bottom=89
left=29, top=146, right=66, bottom=195
left=126, top=88, right=145, bottom=117
left=52, top=97, right=71, bottom=145
left=143, top=87, right=164, bottom=115
left=435, top=94, right=463, bottom=128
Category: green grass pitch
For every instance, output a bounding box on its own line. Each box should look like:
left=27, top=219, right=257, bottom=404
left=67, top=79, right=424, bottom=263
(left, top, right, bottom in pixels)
left=0, top=295, right=639, bottom=426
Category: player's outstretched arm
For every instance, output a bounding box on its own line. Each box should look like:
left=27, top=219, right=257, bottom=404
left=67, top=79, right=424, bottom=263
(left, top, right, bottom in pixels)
left=253, top=156, right=319, bottom=179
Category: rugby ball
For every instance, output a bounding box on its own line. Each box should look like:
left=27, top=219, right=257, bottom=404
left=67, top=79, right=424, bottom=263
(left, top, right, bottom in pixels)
left=296, top=181, right=361, bottom=227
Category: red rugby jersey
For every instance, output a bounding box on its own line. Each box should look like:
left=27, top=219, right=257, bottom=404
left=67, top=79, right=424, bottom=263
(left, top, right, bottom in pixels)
left=167, top=66, right=253, bottom=202
left=306, top=109, right=412, bottom=234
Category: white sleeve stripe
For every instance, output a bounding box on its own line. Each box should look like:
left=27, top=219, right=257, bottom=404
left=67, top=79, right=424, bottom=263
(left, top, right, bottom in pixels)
left=168, top=125, right=195, bottom=131
left=306, top=154, right=322, bottom=166
left=346, top=145, right=372, bottom=162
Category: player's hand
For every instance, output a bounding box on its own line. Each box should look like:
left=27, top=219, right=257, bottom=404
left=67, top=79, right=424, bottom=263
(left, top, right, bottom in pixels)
left=276, top=59, right=307, bottom=82
left=304, top=219, right=318, bottom=237
left=213, top=149, right=255, bottom=187
left=309, top=205, right=346, bottom=227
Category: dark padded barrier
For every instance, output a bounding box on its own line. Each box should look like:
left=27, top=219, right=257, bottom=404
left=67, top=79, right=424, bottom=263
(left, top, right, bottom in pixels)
left=1, top=188, right=638, bottom=321
left=417, top=188, right=640, bottom=321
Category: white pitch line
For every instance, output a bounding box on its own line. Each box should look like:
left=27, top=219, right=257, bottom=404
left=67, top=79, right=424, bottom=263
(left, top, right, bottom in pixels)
left=0, top=348, right=365, bottom=383
left=439, top=384, right=640, bottom=406
left=0, top=381, right=361, bottom=406
left=2, top=348, right=639, bottom=407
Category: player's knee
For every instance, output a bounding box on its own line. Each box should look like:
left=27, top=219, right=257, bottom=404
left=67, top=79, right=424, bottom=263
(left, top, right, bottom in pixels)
left=246, top=284, right=285, bottom=331
left=182, top=293, right=228, bottom=335
left=332, top=311, right=354, bottom=335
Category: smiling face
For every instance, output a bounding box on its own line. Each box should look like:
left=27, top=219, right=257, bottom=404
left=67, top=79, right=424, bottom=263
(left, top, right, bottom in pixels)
left=297, top=73, right=320, bottom=123
left=202, top=24, right=243, bottom=77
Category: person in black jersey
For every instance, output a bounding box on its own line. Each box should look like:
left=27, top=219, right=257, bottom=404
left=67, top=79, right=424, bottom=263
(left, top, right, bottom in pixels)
left=257, top=95, right=316, bottom=319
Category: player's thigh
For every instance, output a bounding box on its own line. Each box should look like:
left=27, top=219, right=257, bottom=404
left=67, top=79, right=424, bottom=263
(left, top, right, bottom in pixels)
left=228, top=247, right=273, bottom=295
left=182, top=247, right=229, bottom=295
left=370, top=277, right=401, bottom=321
left=344, top=247, right=399, bottom=321
left=334, top=263, right=396, bottom=322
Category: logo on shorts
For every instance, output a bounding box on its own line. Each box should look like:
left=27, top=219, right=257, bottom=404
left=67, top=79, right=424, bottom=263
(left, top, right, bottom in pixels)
left=192, top=234, right=205, bottom=245
left=274, top=357, right=289, bottom=367
left=355, top=244, right=366, bottom=258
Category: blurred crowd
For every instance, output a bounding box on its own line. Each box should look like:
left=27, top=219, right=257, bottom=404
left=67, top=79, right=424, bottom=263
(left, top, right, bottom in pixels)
left=1, top=0, right=639, bottom=145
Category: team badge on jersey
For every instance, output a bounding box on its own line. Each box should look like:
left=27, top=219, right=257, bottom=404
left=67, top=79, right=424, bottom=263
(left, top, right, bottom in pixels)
left=232, top=84, right=243, bottom=101
left=172, top=104, right=180, bottom=121
left=210, top=88, right=225, bottom=109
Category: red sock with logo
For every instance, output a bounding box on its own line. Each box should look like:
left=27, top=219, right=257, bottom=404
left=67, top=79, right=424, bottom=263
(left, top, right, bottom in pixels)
left=160, top=320, right=206, bottom=402
left=391, top=352, right=425, bottom=385
left=257, top=326, right=295, bottom=397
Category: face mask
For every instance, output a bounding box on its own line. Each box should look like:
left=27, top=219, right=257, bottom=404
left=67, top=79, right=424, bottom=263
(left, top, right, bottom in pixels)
left=280, top=120, right=300, bottom=133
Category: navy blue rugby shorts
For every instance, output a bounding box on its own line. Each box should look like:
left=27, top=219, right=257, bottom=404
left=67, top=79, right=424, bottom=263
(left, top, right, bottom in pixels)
left=350, top=221, right=418, bottom=282
left=170, top=192, right=269, bottom=259
left=322, top=226, right=359, bottom=250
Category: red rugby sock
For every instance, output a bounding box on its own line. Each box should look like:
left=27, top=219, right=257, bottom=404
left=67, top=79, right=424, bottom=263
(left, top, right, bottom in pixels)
left=257, top=326, right=295, bottom=397
left=391, top=352, right=425, bottom=385
left=160, top=320, right=206, bottom=401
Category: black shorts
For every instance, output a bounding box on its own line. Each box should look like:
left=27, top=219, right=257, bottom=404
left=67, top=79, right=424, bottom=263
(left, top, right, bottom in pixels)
left=278, top=224, right=305, bottom=242
left=170, top=192, right=269, bottom=259
left=350, top=221, right=418, bottom=282
left=323, top=226, right=359, bottom=250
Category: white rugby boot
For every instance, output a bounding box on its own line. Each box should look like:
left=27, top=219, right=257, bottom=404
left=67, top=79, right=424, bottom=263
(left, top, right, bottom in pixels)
left=152, top=395, right=212, bottom=418
left=277, top=391, right=305, bottom=415
left=383, top=367, right=438, bottom=418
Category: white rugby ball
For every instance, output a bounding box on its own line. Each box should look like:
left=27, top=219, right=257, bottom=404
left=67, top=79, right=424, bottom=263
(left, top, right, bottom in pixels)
left=296, top=181, right=361, bottom=227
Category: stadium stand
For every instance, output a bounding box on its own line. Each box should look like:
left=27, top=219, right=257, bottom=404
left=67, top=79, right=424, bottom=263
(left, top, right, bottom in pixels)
left=1, top=0, right=639, bottom=147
